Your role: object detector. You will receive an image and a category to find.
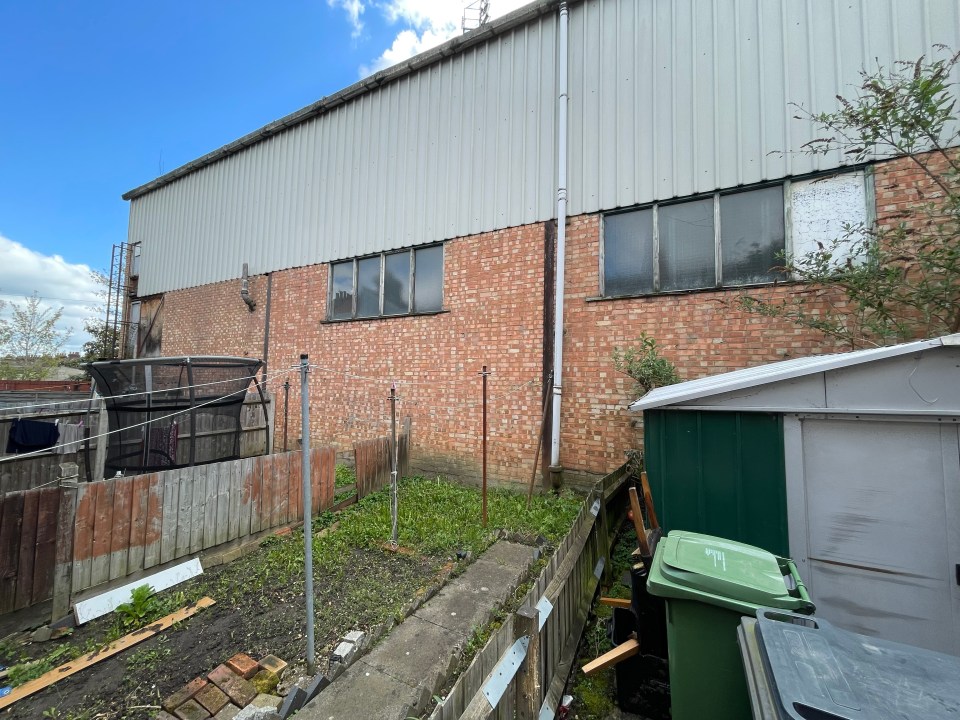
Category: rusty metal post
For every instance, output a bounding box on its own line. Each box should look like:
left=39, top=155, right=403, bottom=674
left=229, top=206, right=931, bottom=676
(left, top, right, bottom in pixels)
left=283, top=379, right=290, bottom=452
left=480, top=365, right=490, bottom=527
left=389, top=383, right=398, bottom=548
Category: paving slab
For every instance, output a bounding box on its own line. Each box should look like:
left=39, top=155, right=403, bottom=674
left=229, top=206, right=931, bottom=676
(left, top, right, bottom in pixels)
left=297, top=541, right=536, bottom=720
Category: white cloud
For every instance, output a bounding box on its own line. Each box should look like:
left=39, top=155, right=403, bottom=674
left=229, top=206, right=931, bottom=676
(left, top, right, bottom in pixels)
left=0, top=234, right=103, bottom=353
left=353, top=0, right=532, bottom=77
left=328, top=0, right=367, bottom=37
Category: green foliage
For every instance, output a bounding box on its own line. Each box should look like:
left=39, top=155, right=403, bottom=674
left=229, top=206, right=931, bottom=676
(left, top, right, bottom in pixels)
left=0, top=292, right=71, bottom=380
left=8, top=643, right=82, bottom=687
left=114, top=584, right=158, bottom=631
left=739, top=47, right=960, bottom=348
left=612, top=333, right=681, bottom=396
left=334, top=463, right=356, bottom=487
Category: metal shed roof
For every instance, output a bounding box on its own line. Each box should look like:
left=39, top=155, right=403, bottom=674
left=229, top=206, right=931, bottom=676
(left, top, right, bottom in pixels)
left=629, top=335, right=960, bottom=412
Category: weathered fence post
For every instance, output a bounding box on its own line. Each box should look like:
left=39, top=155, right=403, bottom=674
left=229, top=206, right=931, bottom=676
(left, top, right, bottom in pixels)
left=515, top=605, right=542, bottom=719
left=51, top=465, right=79, bottom=622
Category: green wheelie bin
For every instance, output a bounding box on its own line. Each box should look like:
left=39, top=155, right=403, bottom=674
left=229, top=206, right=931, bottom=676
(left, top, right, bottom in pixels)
left=647, top=530, right=814, bottom=720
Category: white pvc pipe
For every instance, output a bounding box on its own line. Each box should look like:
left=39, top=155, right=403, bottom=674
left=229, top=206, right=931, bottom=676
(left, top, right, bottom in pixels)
left=549, top=0, right=569, bottom=472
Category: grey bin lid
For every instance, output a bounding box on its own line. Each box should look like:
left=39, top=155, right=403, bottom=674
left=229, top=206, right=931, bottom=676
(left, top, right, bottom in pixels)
left=754, top=608, right=960, bottom=720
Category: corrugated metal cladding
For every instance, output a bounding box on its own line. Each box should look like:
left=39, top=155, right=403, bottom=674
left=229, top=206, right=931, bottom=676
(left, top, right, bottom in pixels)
left=132, top=14, right=559, bottom=296
left=132, top=0, right=960, bottom=295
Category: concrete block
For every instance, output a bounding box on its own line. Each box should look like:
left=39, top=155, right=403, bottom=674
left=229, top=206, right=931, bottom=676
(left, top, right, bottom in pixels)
left=251, top=669, right=279, bottom=694
left=331, top=641, right=356, bottom=664
left=258, top=654, right=288, bottom=677
left=213, top=705, right=241, bottom=720
left=249, top=693, right=282, bottom=710
left=344, top=630, right=366, bottom=646
left=277, top=686, right=307, bottom=718
left=303, top=674, right=330, bottom=702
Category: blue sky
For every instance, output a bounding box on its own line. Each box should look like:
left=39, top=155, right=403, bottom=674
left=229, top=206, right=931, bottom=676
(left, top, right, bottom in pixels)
left=0, top=0, right=526, bottom=351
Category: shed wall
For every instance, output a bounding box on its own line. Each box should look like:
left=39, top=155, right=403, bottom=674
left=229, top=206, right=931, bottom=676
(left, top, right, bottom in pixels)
left=129, top=0, right=960, bottom=295
left=644, top=409, right=788, bottom=555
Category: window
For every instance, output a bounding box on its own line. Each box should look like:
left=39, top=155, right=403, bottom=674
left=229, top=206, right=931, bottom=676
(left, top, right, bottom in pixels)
left=602, top=185, right=786, bottom=295
left=329, top=244, right=443, bottom=320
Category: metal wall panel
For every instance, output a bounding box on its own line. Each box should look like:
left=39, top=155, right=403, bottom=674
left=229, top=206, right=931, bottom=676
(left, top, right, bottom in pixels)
left=567, top=0, right=960, bottom=215
left=132, top=15, right=559, bottom=296
left=132, top=0, right=960, bottom=295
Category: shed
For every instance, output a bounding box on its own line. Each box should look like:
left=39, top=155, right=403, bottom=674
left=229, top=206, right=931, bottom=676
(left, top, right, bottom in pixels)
left=630, top=334, right=960, bottom=656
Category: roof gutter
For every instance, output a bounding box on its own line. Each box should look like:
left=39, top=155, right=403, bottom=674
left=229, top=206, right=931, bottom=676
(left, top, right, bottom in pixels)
left=122, top=0, right=568, bottom=201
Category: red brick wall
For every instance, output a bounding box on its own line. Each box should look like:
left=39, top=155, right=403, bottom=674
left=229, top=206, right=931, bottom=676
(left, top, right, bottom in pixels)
left=162, top=275, right=268, bottom=360
left=266, top=225, right=548, bottom=486
left=559, top=214, right=846, bottom=480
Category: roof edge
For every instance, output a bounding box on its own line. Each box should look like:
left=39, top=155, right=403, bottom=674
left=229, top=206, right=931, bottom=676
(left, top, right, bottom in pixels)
left=628, top=335, right=956, bottom=412
left=122, top=0, right=562, bottom=202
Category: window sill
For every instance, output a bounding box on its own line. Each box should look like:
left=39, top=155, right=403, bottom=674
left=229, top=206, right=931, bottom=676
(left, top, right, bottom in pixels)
left=321, top=309, right=449, bottom=324
left=586, top=280, right=797, bottom=302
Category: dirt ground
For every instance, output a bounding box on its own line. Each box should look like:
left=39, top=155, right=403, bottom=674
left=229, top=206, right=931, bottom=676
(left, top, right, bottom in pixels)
left=2, top=542, right=443, bottom=719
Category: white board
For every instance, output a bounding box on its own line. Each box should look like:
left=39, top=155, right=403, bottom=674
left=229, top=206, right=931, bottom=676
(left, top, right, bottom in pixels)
left=73, top=558, right=203, bottom=625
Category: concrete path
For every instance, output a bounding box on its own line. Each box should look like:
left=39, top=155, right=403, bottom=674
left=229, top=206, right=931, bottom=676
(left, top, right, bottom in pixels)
left=297, top=541, right=537, bottom=720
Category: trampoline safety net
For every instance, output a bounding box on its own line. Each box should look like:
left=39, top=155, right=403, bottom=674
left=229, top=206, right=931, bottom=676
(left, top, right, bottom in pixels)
left=87, top=356, right=264, bottom=475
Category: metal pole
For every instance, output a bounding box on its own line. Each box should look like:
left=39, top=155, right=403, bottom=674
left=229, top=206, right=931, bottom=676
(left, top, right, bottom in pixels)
left=480, top=365, right=489, bottom=527
left=389, top=383, right=398, bottom=548
left=283, top=379, right=290, bottom=452
left=300, top=354, right=316, bottom=674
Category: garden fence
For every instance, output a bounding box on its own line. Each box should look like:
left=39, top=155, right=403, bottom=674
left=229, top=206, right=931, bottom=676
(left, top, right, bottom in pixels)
left=0, top=430, right=409, bottom=620
left=431, top=462, right=629, bottom=720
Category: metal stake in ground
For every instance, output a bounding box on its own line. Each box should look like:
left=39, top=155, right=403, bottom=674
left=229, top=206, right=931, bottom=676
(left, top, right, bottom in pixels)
left=300, top=354, right=316, bottom=674
left=479, top=365, right=491, bottom=527
left=389, top=382, right=399, bottom=548
left=283, top=379, right=290, bottom=452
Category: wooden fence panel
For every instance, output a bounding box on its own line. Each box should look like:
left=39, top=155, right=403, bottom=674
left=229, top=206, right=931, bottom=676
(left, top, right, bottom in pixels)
left=128, top=474, right=149, bottom=574
left=72, top=483, right=95, bottom=591
left=240, top=457, right=257, bottom=537
left=143, top=473, right=163, bottom=570
left=287, top=451, right=302, bottom=523
left=190, top=466, right=206, bottom=554
left=32, top=488, right=60, bottom=605
left=215, top=462, right=231, bottom=546
left=227, top=460, right=242, bottom=542
left=202, top=465, right=218, bottom=551
left=160, top=469, right=180, bottom=565
left=109, top=477, right=133, bottom=581
left=13, top=490, right=38, bottom=611
left=90, top=481, right=115, bottom=588
left=175, top=468, right=193, bottom=559
left=274, top=453, right=289, bottom=527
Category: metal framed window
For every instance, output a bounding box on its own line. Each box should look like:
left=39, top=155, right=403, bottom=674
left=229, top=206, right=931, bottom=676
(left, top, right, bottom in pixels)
left=328, top=244, right=444, bottom=320
left=601, top=184, right=788, bottom=296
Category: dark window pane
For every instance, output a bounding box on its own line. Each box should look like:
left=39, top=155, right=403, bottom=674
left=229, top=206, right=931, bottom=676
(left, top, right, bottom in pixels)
left=414, top=245, right=443, bottom=312
left=659, top=198, right=715, bottom=291
left=603, top=210, right=654, bottom=295
left=720, top=186, right=785, bottom=285
left=331, top=262, right=354, bottom=319
left=383, top=252, right=411, bottom=315
left=356, top=257, right=381, bottom=317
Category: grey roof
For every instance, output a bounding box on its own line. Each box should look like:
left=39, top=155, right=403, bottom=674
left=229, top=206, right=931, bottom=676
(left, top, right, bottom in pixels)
left=629, top=334, right=960, bottom=412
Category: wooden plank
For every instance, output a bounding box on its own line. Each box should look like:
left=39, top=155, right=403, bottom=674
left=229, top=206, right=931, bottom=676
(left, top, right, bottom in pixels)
left=90, top=480, right=115, bottom=588
left=143, top=472, right=164, bottom=569
left=228, top=460, right=242, bottom=541
left=31, top=487, right=60, bottom=605
left=72, top=483, right=95, bottom=593
left=288, top=450, right=302, bottom=523
left=310, top=448, right=323, bottom=514
left=275, top=453, right=289, bottom=526
left=0, top=493, right=24, bottom=614
left=249, top=456, right=263, bottom=535
left=258, top=454, right=273, bottom=531
left=215, top=462, right=230, bottom=546
left=239, top=457, right=256, bottom=538
left=52, top=485, right=77, bottom=621
left=109, top=477, right=133, bottom=581
left=14, top=489, right=39, bottom=610
left=160, top=469, right=181, bottom=564
left=0, top=597, right=216, bottom=711
left=128, top=474, right=150, bottom=574
left=175, top=468, right=193, bottom=559
left=192, top=465, right=210, bottom=552
left=201, top=465, right=218, bottom=550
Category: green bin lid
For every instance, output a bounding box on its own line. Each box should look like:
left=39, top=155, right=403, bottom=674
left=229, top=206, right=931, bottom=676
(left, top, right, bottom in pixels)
left=647, top=530, right=812, bottom=614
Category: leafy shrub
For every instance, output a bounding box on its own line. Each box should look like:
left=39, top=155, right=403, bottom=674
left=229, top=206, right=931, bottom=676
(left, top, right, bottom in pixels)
left=612, top=334, right=680, bottom=396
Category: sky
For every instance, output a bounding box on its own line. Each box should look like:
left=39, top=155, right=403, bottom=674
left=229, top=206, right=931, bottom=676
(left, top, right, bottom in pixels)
left=0, top=0, right=528, bottom=353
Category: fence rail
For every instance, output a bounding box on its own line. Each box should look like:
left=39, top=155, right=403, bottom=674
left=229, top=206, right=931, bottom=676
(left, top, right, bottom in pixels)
left=0, top=429, right=410, bottom=619
left=432, top=463, right=629, bottom=720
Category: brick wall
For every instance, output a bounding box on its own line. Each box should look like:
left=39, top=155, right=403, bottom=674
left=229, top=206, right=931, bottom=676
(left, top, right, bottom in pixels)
left=266, top=224, right=549, bottom=486
left=153, top=154, right=945, bottom=486
left=162, top=275, right=268, bottom=359
left=559, top=214, right=847, bottom=481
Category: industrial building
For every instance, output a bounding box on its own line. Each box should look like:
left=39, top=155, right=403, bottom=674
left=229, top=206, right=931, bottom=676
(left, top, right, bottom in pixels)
left=119, top=0, right=960, bottom=486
